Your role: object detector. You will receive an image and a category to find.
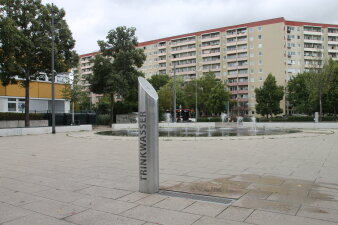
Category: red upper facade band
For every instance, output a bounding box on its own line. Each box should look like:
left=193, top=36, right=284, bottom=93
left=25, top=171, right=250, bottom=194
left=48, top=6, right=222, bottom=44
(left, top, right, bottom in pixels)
left=79, top=17, right=338, bottom=58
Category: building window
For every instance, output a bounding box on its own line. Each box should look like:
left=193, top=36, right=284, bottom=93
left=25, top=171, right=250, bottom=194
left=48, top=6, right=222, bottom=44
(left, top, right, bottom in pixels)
left=249, top=37, right=254, bottom=41
left=258, top=35, right=262, bottom=39
left=259, top=60, right=263, bottom=65
left=259, top=68, right=263, bottom=73
left=258, top=26, right=262, bottom=31
left=259, top=51, right=263, bottom=56
left=250, top=69, right=254, bottom=74
left=250, top=53, right=254, bottom=57
left=258, top=44, right=263, bottom=48
left=249, top=27, right=254, bottom=32
left=7, top=98, right=25, bottom=112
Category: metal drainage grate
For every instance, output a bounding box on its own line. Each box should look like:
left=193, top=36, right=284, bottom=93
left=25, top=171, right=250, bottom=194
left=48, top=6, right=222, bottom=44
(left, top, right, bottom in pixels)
left=159, top=190, right=235, bottom=205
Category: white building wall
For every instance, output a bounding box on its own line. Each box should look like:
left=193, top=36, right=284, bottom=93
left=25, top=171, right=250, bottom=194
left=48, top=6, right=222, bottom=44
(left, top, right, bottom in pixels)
left=0, top=97, right=8, bottom=112
left=30, top=99, right=49, bottom=113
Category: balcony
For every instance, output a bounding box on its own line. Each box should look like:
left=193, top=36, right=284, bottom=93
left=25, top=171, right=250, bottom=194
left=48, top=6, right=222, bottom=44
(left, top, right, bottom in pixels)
left=201, top=44, right=220, bottom=50
left=171, top=40, right=196, bottom=47
left=201, top=36, right=220, bottom=42
left=236, top=40, right=247, bottom=45
left=238, top=81, right=249, bottom=86
left=328, top=32, right=338, bottom=37
left=237, top=48, right=248, bottom=54
left=202, top=67, right=221, bottom=73
left=237, top=89, right=249, bottom=94
left=175, top=63, right=196, bottom=68
left=304, top=47, right=323, bottom=52
left=158, top=44, right=166, bottom=49
left=226, top=49, right=237, bottom=54
left=226, top=41, right=237, bottom=46
left=226, top=33, right=237, bottom=38
left=304, top=39, right=322, bottom=44
left=237, top=98, right=249, bottom=102
left=171, top=47, right=196, bottom=54
left=226, top=57, right=237, bottom=62
left=201, top=52, right=220, bottom=57
left=237, top=31, right=247, bottom=37
left=237, top=65, right=248, bottom=70
left=158, top=59, right=166, bottom=63
left=202, top=60, right=220, bottom=65
left=158, top=51, right=166, bottom=56
left=328, top=48, right=338, bottom=53
left=328, top=40, right=338, bottom=44
left=174, top=70, right=196, bottom=76
left=303, top=30, right=322, bottom=35
left=171, top=55, right=196, bottom=61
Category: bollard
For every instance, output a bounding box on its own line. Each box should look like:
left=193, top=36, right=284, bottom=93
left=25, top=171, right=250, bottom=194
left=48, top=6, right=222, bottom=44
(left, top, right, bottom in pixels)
left=138, top=77, right=159, bottom=194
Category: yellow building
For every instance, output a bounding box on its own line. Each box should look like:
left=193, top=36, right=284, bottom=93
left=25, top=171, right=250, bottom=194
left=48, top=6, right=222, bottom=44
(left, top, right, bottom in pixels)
left=0, top=75, right=70, bottom=113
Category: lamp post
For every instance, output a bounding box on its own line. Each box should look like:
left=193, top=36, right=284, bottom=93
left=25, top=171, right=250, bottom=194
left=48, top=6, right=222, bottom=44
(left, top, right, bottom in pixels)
left=195, top=75, right=198, bottom=122
left=51, top=3, right=56, bottom=134
left=173, top=63, right=176, bottom=123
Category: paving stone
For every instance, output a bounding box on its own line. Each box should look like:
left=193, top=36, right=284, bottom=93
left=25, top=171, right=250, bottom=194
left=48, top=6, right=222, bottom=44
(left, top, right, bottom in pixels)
left=117, top=192, right=149, bottom=202
left=183, top=201, right=228, bottom=217
left=65, top=209, right=144, bottom=225
left=122, top=205, right=201, bottom=225
left=0, top=177, right=51, bottom=193
left=22, top=198, right=86, bottom=219
left=153, top=196, right=195, bottom=211
left=233, top=196, right=300, bottom=215
left=246, top=210, right=338, bottom=225
left=72, top=195, right=137, bottom=214
left=34, top=188, right=86, bottom=203
left=78, top=186, right=131, bottom=199
left=0, top=202, right=33, bottom=224
left=297, top=205, right=338, bottom=223
left=0, top=190, right=45, bottom=206
left=2, top=213, right=75, bottom=225
left=193, top=216, right=251, bottom=225
left=217, top=206, right=254, bottom=222
left=134, top=194, right=167, bottom=206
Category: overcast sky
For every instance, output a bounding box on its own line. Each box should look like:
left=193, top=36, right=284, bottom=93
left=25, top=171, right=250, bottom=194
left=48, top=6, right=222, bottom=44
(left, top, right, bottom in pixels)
left=41, top=0, right=338, bottom=55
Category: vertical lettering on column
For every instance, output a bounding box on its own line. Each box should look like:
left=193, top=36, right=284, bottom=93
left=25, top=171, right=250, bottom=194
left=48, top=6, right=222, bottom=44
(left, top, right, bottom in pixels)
left=139, top=111, right=147, bottom=180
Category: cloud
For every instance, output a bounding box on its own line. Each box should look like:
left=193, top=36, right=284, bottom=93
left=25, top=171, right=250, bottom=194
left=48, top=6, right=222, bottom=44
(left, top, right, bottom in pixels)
left=42, top=0, right=338, bottom=54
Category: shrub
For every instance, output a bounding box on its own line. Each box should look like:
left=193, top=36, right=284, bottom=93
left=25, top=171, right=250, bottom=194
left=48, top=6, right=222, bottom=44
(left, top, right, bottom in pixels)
left=0, top=112, right=44, bottom=121
left=96, top=114, right=110, bottom=125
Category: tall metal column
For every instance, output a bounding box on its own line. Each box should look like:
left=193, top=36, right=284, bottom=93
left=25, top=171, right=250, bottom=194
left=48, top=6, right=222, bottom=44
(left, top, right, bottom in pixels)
left=173, top=64, right=176, bottom=123
left=138, top=77, right=159, bottom=194
left=51, top=4, right=56, bottom=134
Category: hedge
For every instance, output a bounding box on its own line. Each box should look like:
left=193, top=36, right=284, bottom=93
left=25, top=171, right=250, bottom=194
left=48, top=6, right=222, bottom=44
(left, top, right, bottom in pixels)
left=0, top=112, right=44, bottom=121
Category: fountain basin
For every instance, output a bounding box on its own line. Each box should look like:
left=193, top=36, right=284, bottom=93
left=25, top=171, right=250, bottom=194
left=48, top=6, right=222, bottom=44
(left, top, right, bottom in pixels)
left=98, top=127, right=300, bottom=137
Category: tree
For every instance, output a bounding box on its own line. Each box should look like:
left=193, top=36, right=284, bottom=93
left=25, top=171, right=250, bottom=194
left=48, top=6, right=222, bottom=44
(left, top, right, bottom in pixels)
left=61, top=73, right=84, bottom=124
left=325, top=59, right=338, bottom=115
left=207, top=83, right=230, bottom=115
left=287, top=72, right=315, bottom=115
left=147, top=74, right=170, bottom=91
left=0, top=0, right=78, bottom=126
left=196, top=72, right=225, bottom=115
left=158, top=77, right=185, bottom=113
left=88, top=26, right=146, bottom=123
left=255, top=73, right=284, bottom=118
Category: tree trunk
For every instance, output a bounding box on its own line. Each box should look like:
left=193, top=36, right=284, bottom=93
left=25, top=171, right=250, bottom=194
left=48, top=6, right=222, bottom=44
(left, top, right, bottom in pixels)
left=25, top=74, right=30, bottom=127
left=72, top=101, right=75, bottom=125
left=110, top=93, right=115, bottom=127
left=319, top=89, right=322, bottom=122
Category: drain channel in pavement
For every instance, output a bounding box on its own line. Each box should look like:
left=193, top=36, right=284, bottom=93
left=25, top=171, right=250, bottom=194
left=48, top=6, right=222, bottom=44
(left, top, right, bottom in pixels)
left=159, top=190, right=235, bottom=205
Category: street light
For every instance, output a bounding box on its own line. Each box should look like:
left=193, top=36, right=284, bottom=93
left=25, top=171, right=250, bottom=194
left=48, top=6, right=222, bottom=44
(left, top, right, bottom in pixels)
left=173, top=62, right=176, bottom=123
left=51, top=3, right=56, bottom=134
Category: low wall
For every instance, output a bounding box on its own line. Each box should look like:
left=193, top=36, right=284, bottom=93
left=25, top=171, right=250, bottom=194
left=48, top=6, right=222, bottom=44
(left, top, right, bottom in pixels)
left=112, top=122, right=215, bottom=130
left=242, top=122, right=338, bottom=129
left=0, top=120, right=48, bottom=128
left=0, top=125, right=92, bottom=137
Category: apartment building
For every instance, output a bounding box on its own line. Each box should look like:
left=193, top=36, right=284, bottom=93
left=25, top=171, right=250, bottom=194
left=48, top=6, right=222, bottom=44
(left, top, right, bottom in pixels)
left=78, top=17, right=338, bottom=115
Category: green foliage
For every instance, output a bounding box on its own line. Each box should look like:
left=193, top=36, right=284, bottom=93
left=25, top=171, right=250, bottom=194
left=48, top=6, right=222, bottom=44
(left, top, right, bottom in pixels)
left=255, top=73, right=284, bottom=118
left=0, top=112, right=44, bottom=121
left=147, top=74, right=170, bottom=91
left=157, top=77, right=185, bottom=112
left=287, top=73, right=315, bottom=114
left=0, top=0, right=78, bottom=126
left=88, top=26, right=146, bottom=123
left=61, top=73, right=84, bottom=103
left=287, top=59, right=338, bottom=116
left=207, top=83, right=230, bottom=114
left=94, top=96, right=110, bottom=114
left=95, top=114, right=110, bottom=125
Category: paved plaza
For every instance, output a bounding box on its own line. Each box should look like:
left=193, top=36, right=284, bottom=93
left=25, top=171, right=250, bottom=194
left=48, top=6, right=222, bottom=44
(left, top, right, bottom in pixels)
left=0, top=128, right=338, bottom=225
